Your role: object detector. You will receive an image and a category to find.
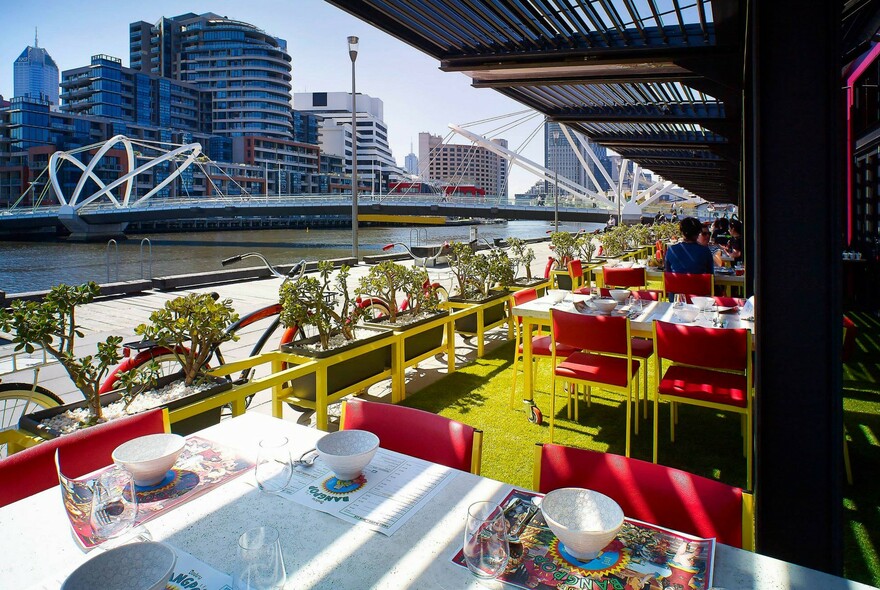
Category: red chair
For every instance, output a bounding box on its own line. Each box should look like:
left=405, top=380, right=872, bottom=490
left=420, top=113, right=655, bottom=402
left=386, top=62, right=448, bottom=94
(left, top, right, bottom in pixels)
left=510, top=288, right=577, bottom=408
left=653, top=321, right=753, bottom=489
left=340, top=399, right=483, bottom=474
left=533, top=443, right=754, bottom=549
left=662, top=272, right=714, bottom=302
left=0, top=408, right=170, bottom=508
left=603, top=266, right=647, bottom=290
left=550, top=309, right=640, bottom=456
left=566, top=259, right=589, bottom=292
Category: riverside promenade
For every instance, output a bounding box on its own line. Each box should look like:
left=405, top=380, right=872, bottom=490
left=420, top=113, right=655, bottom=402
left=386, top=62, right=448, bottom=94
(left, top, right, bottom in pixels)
left=0, top=239, right=556, bottom=426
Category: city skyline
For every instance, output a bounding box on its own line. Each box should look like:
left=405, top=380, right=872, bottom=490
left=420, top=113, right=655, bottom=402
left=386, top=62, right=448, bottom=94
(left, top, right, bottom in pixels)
left=0, top=0, right=548, bottom=196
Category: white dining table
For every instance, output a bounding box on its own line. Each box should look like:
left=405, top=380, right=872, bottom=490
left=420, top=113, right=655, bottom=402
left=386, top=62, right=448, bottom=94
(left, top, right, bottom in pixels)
left=511, top=294, right=753, bottom=403
left=0, top=413, right=871, bottom=589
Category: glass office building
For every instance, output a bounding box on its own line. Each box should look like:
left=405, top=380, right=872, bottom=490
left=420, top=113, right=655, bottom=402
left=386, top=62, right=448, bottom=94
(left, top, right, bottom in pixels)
left=129, top=13, right=293, bottom=139
left=13, top=44, right=59, bottom=107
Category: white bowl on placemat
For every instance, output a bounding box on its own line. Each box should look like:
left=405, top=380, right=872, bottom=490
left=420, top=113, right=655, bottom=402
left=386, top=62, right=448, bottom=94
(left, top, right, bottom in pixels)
left=592, top=298, right=618, bottom=314
left=316, top=429, right=379, bottom=481
left=62, top=541, right=176, bottom=590
left=112, top=433, right=186, bottom=487
left=609, top=289, right=630, bottom=305
left=541, top=488, right=624, bottom=561
left=548, top=289, right=568, bottom=303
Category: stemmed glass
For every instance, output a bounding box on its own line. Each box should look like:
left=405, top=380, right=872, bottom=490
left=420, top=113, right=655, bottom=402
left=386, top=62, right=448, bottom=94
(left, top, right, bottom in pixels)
left=235, top=526, right=287, bottom=590
left=255, top=437, right=293, bottom=494
left=89, top=467, right=139, bottom=544
left=672, top=293, right=686, bottom=321
left=463, top=501, right=510, bottom=581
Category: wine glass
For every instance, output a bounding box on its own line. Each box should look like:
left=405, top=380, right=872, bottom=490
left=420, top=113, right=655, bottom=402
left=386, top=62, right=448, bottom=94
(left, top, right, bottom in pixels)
left=255, top=437, right=293, bottom=494
left=89, top=467, right=138, bottom=543
left=672, top=293, right=687, bottom=322
left=235, top=526, right=287, bottom=590
left=463, top=501, right=510, bottom=580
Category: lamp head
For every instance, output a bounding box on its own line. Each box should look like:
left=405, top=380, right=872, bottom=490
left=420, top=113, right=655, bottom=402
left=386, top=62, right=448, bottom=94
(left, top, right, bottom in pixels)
left=348, top=36, right=359, bottom=62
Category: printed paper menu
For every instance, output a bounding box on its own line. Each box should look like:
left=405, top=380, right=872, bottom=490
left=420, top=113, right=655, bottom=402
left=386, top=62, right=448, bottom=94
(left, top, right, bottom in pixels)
left=273, top=449, right=457, bottom=536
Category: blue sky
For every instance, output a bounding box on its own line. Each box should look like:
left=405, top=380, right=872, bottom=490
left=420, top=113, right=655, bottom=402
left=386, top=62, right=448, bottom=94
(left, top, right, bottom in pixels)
left=0, top=0, right=546, bottom=195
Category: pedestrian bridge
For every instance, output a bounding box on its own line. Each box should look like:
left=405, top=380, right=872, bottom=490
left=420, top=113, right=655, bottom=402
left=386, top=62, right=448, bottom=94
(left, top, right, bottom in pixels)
left=0, top=194, right=613, bottom=240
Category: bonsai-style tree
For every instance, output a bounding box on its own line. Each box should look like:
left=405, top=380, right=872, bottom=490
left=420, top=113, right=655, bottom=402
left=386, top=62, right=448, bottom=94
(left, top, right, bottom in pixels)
left=601, top=226, right=629, bottom=258
left=0, top=282, right=123, bottom=422
left=577, top=232, right=598, bottom=263
left=549, top=231, right=579, bottom=268
left=507, top=237, right=536, bottom=280
left=448, top=241, right=515, bottom=298
left=355, top=261, right=441, bottom=323
left=134, top=292, right=240, bottom=387
left=631, top=223, right=652, bottom=248
left=486, top=249, right=515, bottom=289
left=279, top=261, right=360, bottom=350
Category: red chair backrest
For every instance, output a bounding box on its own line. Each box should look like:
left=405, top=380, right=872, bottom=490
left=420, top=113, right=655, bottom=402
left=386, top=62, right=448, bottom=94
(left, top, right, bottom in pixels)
left=655, top=321, right=748, bottom=371
left=567, top=259, right=583, bottom=280
left=341, top=399, right=478, bottom=473
left=0, top=408, right=168, bottom=508
left=664, top=272, right=713, bottom=298
left=537, top=444, right=746, bottom=548
left=603, top=267, right=646, bottom=289
left=512, top=288, right=538, bottom=328
left=598, top=289, right=660, bottom=300
left=552, top=309, right=629, bottom=355
left=713, top=296, right=746, bottom=308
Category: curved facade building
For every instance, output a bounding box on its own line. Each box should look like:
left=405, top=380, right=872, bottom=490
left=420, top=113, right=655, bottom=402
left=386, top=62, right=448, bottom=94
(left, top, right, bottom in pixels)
left=129, top=12, right=292, bottom=138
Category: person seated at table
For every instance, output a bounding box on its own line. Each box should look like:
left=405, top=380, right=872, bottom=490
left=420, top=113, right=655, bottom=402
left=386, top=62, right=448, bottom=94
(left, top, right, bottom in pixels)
left=664, top=217, right=714, bottom=274
left=711, top=217, right=731, bottom=247
left=700, top=222, right=723, bottom=267
left=724, top=219, right=744, bottom=264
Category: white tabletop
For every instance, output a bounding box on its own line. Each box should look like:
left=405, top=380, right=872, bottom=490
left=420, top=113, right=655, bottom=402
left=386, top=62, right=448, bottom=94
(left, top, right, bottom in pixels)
left=0, top=413, right=869, bottom=589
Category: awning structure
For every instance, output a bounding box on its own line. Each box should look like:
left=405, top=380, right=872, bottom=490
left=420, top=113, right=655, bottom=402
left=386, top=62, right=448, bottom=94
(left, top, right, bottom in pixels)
left=326, top=0, right=743, bottom=202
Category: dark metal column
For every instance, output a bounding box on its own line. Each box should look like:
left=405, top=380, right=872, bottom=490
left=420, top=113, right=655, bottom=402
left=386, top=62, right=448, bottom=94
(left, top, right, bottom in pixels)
left=751, top=0, right=844, bottom=573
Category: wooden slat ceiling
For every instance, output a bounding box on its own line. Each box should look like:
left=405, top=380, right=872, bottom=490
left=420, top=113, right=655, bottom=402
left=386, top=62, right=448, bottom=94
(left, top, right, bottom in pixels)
left=326, top=0, right=744, bottom=202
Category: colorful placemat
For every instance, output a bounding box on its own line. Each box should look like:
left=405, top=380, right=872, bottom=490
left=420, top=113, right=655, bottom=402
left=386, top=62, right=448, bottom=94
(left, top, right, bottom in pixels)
left=59, top=436, right=253, bottom=549
left=452, top=488, right=716, bottom=590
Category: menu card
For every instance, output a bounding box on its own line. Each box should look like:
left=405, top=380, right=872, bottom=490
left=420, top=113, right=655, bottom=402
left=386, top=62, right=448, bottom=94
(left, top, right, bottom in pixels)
left=452, top=488, right=716, bottom=590
left=272, top=448, right=457, bottom=536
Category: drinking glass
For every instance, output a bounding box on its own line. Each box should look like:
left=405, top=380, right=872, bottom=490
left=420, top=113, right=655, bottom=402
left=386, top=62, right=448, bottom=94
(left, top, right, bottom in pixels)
left=89, top=467, right=138, bottom=542
left=255, top=437, right=293, bottom=494
left=235, top=526, right=287, bottom=590
left=463, top=501, right=510, bottom=580
left=672, top=293, right=687, bottom=322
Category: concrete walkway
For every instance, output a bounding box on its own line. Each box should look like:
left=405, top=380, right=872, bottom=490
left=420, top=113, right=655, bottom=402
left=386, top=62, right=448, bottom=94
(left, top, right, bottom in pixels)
left=1, top=239, right=556, bottom=429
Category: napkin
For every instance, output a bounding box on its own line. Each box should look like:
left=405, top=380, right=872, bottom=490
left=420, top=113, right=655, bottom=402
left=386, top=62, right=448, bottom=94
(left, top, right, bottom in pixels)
left=740, top=296, right=755, bottom=320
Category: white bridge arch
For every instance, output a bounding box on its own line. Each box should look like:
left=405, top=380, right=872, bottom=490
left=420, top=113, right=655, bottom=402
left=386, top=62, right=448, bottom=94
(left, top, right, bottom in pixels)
left=48, top=135, right=202, bottom=211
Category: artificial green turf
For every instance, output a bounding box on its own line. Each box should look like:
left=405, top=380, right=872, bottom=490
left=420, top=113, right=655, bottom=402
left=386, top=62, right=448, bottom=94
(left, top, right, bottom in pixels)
left=400, top=316, right=880, bottom=587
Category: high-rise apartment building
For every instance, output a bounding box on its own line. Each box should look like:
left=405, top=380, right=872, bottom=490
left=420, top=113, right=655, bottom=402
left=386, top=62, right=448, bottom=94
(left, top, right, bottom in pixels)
left=13, top=36, right=59, bottom=107
left=129, top=13, right=293, bottom=138
left=60, top=55, right=211, bottom=134
left=294, top=91, right=398, bottom=191
left=418, top=132, right=509, bottom=198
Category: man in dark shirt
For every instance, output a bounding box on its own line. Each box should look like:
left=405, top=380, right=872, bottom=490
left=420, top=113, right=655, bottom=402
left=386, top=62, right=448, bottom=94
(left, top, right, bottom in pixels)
left=664, top=217, right=715, bottom=274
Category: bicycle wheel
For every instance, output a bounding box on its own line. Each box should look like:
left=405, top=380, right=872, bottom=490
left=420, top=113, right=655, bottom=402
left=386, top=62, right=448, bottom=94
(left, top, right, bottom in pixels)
left=100, top=351, right=183, bottom=393
left=360, top=301, right=392, bottom=322
left=432, top=284, right=450, bottom=306
left=0, top=383, right=63, bottom=458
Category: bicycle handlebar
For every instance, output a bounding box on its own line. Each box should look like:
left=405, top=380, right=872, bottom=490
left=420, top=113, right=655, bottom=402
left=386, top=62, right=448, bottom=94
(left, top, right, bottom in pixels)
left=221, top=252, right=306, bottom=282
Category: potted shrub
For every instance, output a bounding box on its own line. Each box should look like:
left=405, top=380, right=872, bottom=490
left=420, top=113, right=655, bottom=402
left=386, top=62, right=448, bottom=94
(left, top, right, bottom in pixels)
left=2, top=285, right=236, bottom=438
left=278, top=261, right=393, bottom=404
left=355, top=260, right=449, bottom=363
left=547, top=231, right=580, bottom=289
left=601, top=226, right=629, bottom=258
left=447, top=241, right=511, bottom=335
left=577, top=232, right=598, bottom=264
left=507, top=238, right=543, bottom=287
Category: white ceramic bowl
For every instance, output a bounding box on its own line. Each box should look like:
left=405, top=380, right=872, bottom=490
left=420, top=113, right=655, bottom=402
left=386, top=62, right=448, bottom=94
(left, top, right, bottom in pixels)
left=112, top=433, right=186, bottom=487
left=316, top=429, right=380, bottom=481
left=617, top=261, right=634, bottom=268
left=609, top=289, right=630, bottom=304
left=541, top=488, right=624, bottom=561
left=691, top=296, right=714, bottom=311
left=62, top=541, right=176, bottom=590
left=592, top=298, right=618, bottom=313
left=675, top=305, right=699, bottom=322
left=548, top=289, right=568, bottom=303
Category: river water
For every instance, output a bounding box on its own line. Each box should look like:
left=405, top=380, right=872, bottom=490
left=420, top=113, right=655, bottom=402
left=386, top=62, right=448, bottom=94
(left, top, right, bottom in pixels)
left=0, top=220, right=603, bottom=293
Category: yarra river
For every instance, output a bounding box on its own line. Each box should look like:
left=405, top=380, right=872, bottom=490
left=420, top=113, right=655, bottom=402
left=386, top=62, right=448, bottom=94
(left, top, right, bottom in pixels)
left=0, top=220, right=604, bottom=293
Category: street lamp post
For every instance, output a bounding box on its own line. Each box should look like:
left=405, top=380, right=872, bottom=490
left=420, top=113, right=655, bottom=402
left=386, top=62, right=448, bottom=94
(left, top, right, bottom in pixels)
left=552, top=128, right=560, bottom=232
left=348, top=35, right=359, bottom=261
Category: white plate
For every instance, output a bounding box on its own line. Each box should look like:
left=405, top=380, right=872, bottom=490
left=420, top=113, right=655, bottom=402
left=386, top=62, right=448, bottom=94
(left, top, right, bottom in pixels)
left=62, top=542, right=176, bottom=590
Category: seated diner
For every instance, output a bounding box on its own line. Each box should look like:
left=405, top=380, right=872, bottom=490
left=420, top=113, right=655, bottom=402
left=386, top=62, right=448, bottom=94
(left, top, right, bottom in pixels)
left=664, top=217, right=715, bottom=274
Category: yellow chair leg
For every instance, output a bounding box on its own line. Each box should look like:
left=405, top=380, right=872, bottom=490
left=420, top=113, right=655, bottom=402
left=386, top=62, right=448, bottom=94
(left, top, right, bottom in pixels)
left=550, top=374, right=557, bottom=443
left=746, top=413, right=753, bottom=490
left=653, top=394, right=660, bottom=463
left=625, top=387, right=632, bottom=458
left=843, top=428, right=853, bottom=485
